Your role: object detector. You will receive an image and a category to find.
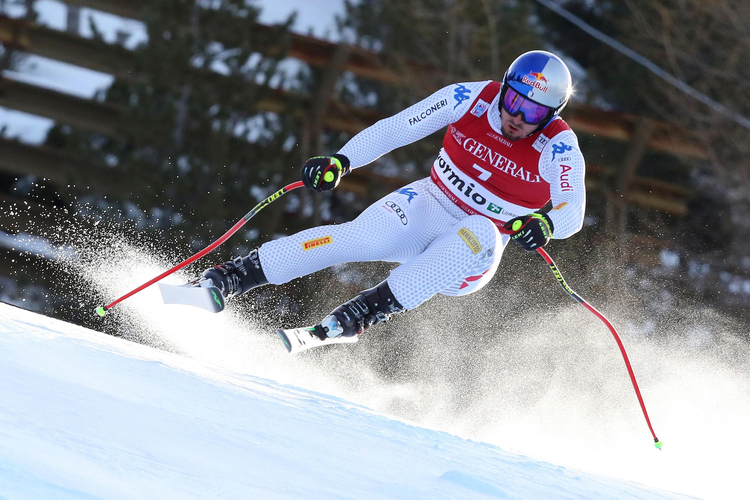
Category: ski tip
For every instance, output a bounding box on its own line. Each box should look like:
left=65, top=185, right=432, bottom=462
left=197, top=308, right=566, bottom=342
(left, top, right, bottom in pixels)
left=95, top=306, right=107, bottom=317
left=276, top=329, right=293, bottom=353
left=654, top=439, right=663, bottom=450
left=158, top=283, right=226, bottom=313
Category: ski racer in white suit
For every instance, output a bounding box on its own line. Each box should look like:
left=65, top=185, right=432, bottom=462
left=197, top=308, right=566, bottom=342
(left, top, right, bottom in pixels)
left=200, top=50, right=586, bottom=340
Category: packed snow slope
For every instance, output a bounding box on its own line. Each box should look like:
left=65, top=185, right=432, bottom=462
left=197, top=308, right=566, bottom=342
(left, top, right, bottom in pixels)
left=0, top=303, right=690, bottom=500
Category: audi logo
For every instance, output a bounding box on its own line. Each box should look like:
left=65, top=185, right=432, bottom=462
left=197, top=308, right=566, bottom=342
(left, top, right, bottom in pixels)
left=385, top=201, right=408, bottom=225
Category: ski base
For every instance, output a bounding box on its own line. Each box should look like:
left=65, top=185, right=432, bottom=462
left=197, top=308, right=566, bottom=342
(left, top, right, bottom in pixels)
left=158, top=282, right=225, bottom=313
left=276, top=327, right=358, bottom=354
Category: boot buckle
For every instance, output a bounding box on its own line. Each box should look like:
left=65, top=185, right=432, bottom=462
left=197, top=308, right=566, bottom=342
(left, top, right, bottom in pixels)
left=233, top=256, right=247, bottom=276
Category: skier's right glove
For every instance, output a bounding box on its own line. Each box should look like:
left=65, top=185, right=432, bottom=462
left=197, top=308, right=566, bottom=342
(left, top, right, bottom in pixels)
left=301, top=154, right=351, bottom=192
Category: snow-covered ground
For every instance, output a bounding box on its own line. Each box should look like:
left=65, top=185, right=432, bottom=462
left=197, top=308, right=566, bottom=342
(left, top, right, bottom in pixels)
left=1, top=229, right=748, bottom=499
left=0, top=302, right=692, bottom=499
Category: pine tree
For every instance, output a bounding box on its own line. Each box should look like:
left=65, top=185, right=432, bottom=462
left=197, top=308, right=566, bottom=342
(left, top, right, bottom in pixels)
left=46, top=0, right=299, bottom=256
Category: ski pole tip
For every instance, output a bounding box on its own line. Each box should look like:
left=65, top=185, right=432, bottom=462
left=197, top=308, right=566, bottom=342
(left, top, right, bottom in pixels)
left=654, top=439, right=662, bottom=450
left=95, top=306, right=107, bottom=317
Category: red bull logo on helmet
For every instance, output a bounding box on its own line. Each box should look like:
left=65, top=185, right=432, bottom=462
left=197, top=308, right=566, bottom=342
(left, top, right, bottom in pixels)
left=521, top=72, right=548, bottom=93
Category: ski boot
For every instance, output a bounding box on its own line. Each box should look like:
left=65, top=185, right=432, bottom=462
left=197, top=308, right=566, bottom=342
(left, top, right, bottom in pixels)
left=311, top=280, right=405, bottom=340
left=199, top=248, right=268, bottom=298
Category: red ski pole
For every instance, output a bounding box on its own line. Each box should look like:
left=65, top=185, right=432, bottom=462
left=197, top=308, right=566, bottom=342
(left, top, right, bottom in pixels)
left=534, top=247, right=661, bottom=449
left=500, top=224, right=661, bottom=449
left=95, top=181, right=304, bottom=316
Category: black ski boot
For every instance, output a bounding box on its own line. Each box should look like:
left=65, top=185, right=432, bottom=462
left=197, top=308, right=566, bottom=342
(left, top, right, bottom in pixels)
left=313, top=280, right=405, bottom=340
left=200, top=249, right=268, bottom=298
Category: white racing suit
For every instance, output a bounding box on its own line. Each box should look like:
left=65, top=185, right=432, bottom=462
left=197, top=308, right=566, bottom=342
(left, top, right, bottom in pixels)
left=259, top=80, right=586, bottom=310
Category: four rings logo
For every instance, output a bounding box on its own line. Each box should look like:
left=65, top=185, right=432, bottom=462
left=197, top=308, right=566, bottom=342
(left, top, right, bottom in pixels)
left=383, top=201, right=408, bottom=225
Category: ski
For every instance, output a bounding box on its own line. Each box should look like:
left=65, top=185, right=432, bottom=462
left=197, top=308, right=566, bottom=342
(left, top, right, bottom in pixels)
left=158, top=282, right=225, bottom=313
left=276, top=327, right=358, bottom=354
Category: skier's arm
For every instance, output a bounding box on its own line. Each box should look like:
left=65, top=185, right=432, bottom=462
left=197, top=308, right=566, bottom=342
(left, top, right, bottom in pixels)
left=337, top=81, right=491, bottom=169
left=538, top=129, right=586, bottom=240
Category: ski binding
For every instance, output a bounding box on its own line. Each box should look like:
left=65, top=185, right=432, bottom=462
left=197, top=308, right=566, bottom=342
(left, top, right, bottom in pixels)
left=277, top=327, right=358, bottom=354
left=158, top=281, right=225, bottom=313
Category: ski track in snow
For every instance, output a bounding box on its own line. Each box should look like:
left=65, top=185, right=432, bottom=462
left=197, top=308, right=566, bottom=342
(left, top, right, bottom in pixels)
left=0, top=303, right=695, bottom=500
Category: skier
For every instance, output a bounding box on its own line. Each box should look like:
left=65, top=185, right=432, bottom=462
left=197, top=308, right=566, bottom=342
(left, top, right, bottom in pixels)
left=198, top=50, right=586, bottom=341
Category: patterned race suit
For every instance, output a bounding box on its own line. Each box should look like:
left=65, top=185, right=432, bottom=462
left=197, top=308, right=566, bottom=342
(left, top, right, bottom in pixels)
left=259, top=81, right=586, bottom=310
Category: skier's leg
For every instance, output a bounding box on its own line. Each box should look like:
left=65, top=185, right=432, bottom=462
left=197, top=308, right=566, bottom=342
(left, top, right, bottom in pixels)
left=387, top=214, right=504, bottom=310
left=317, top=215, right=503, bottom=338
left=203, top=178, right=455, bottom=298
left=436, top=234, right=508, bottom=298
left=257, top=179, right=455, bottom=285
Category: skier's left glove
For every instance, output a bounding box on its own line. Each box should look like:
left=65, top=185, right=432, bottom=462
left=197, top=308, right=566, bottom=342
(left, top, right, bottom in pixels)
left=301, top=154, right=351, bottom=192
left=504, top=212, right=554, bottom=251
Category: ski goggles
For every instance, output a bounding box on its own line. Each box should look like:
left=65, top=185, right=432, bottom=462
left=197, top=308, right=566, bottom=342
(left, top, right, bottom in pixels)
left=501, top=86, right=554, bottom=125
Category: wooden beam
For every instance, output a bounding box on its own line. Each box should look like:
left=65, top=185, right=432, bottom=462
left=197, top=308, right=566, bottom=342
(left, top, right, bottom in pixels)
left=0, top=75, right=376, bottom=138
left=564, top=103, right=707, bottom=160
left=64, top=0, right=147, bottom=21
left=0, top=15, right=136, bottom=78
left=0, top=136, right=125, bottom=194
left=584, top=169, right=688, bottom=216
left=613, top=117, right=655, bottom=236
left=280, top=30, right=415, bottom=86
left=631, top=176, right=692, bottom=197
left=0, top=77, right=128, bottom=137
left=617, top=117, right=655, bottom=193
left=0, top=136, right=82, bottom=184
left=585, top=163, right=693, bottom=196
left=624, top=190, right=688, bottom=216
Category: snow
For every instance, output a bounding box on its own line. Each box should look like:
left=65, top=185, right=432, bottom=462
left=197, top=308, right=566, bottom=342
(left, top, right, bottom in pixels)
left=0, top=107, right=54, bottom=144
left=256, top=0, right=346, bottom=40
left=0, top=302, right=690, bottom=500
left=5, top=55, right=114, bottom=100
left=0, top=230, right=76, bottom=261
